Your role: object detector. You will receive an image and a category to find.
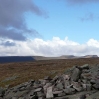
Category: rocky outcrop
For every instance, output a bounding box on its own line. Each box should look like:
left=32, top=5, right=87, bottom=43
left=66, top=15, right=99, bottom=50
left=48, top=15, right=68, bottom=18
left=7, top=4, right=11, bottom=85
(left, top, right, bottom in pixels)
left=1, top=64, right=99, bottom=99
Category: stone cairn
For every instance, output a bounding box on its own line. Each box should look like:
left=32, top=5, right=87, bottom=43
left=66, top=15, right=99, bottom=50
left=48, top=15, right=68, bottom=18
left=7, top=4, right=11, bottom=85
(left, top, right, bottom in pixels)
left=0, top=64, right=99, bottom=99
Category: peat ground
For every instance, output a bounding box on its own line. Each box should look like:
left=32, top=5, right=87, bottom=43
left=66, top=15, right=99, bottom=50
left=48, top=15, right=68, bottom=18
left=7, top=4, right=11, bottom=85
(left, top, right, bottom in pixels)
left=0, top=58, right=99, bottom=87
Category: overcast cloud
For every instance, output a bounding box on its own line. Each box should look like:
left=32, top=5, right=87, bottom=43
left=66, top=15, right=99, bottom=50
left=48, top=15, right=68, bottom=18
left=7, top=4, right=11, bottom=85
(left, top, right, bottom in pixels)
left=0, top=0, right=47, bottom=41
left=0, top=37, right=99, bottom=56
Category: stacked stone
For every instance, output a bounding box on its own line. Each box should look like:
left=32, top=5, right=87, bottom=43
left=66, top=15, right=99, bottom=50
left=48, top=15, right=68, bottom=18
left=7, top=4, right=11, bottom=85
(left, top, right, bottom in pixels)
left=0, top=64, right=99, bottom=99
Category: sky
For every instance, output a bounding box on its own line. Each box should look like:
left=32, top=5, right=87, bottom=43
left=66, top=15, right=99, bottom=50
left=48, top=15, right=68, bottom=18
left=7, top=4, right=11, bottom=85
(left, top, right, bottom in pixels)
left=0, top=0, right=99, bottom=56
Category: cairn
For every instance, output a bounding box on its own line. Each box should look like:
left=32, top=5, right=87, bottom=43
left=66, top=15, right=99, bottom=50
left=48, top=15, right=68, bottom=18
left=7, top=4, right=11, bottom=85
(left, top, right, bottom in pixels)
left=0, top=64, right=99, bottom=99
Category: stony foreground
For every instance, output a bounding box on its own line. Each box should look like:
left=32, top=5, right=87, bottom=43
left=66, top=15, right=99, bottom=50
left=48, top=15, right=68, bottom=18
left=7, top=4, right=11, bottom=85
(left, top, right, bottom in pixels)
left=0, top=64, right=99, bottom=99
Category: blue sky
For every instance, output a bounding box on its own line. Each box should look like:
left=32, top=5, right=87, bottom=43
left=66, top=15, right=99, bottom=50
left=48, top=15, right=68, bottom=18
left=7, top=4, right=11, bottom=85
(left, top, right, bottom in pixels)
left=26, top=0, right=99, bottom=43
left=0, top=0, right=99, bottom=56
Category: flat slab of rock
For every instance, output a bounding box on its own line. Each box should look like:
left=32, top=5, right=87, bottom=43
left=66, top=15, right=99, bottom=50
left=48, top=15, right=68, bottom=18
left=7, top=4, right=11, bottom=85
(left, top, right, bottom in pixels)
left=46, top=86, right=53, bottom=98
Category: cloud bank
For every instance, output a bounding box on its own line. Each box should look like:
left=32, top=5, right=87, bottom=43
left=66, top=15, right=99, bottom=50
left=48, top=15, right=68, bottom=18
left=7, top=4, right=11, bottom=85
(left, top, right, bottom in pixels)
left=0, top=0, right=47, bottom=41
left=0, top=37, right=99, bottom=56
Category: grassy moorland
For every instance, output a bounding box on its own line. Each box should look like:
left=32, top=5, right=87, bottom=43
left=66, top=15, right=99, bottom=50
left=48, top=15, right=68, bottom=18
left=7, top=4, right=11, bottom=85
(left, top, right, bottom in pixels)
left=0, top=58, right=99, bottom=87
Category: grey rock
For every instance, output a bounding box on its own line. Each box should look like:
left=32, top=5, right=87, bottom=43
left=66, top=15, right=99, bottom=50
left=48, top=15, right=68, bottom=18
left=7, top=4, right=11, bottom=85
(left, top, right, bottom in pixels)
left=56, top=82, right=64, bottom=90
left=81, top=64, right=89, bottom=70
left=12, top=97, right=18, bottom=99
left=0, top=87, right=5, bottom=97
left=53, top=90, right=63, bottom=95
left=46, top=86, right=53, bottom=98
left=90, top=79, right=96, bottom=84
left=71, top=66, right=81, bottom=81
left=57, top=92, right=66, bottom=97
left=19, top=86, right=26, bottom=91
left=39, top=79, right=46, bottom=85
left=37, top=91, right=44, bottom=97
left=38, top=97, right=44, bottom=99
left=82, top=69, right=90, bottom=73
left=51, top=75, right=59, bottom=83
left=64, top=80, right=70, bottom=89
left=86, top=84, right=92, bottom=91
left=73, top=86, right=83, bottom=92
left=81, top=73, right=92, bottom=80
left=29, top=95, right=38, bottom=99
left=43, top=83, right=52, bottom=94
left=62, top=74, right=70, bottom=80
left=44, top=76, right=51, bottom=80
left=82, top=84, right=87, bottom=91
left=86, top=91, right=99, bottom=99
left=79, top=94, right=86, bottom=99
left=34, top=88, right=42, bottom=92
left=72, top=81, right=82, bottom=92
left=55, top=96, right=69, bottom=99
left=63, top=88, right=75, bottom=95
left=81, top=79, right=88, bottom=84
left=53, top=90, right=66, bottom=97
left=93, top=83, right=99, bottom=89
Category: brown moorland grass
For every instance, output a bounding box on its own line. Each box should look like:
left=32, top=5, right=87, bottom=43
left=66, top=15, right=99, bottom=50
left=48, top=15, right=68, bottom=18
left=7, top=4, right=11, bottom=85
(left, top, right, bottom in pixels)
left=0, top=58, right=99, bottom=87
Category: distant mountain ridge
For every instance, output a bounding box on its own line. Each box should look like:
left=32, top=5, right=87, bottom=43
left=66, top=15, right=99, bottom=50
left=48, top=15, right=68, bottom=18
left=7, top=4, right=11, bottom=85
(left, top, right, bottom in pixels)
left=0, top=55, right=98, bottom=63
left=33, top=55, right=98, bottom=60
left=0, top=56, right=35, bottom=63
left=81, top=55, right=98, bottom=58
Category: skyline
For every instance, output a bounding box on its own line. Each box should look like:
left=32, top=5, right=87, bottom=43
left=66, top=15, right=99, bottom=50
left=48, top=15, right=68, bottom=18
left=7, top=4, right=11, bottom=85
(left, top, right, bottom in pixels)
left=0, top=0, right=99, bottom=56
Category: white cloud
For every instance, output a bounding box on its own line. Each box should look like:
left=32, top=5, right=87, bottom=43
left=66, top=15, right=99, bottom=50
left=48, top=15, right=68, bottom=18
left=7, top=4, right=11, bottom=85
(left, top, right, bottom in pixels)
left=87, top=39, right=99, bottom=47
left=0, top=37, right=99, bottom=56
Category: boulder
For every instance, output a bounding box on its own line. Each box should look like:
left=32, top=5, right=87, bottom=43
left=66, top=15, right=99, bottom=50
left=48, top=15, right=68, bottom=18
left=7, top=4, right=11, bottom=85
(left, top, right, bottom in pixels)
left=63, top=88, right=75, bottom=95
left=80, top=64, right=89, bottom=70
left=71, top=66, right=81, bottom=81
left=46, top=86, right=53, bottom=98
left=56, top=82, right=64, bottom=90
